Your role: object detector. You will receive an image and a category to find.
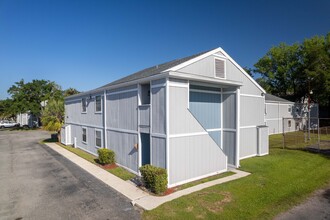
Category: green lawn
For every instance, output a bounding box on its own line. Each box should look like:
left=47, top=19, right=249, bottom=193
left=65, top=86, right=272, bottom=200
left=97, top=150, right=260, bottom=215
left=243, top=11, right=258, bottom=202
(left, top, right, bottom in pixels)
left=143, top=140, right=330, bottom=219
left=42, top=138, right=136, bottom=181
left=270, top=131, right=330, bottom=150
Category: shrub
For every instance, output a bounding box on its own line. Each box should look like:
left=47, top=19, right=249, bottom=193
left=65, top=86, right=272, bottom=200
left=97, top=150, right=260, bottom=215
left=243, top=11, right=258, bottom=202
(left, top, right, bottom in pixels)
left=139, top=164, right=167, bottom=194
left=97, top=148, right=115, bottom=165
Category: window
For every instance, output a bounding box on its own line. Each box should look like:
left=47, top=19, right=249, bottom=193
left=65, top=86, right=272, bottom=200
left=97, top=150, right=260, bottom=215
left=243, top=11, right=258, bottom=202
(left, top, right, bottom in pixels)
left=288, top=120, right=292, bottom=128
left=82, top=98, right=87, bottom=113
left=82, top=127, right=87, bottom=143
left=214, top=58, right=226, bottom=78
left=95, top=95, right=102, bottom=112
left=288, top=105, right=292, bottom=113
left=95, top=129, right=102, bottom=148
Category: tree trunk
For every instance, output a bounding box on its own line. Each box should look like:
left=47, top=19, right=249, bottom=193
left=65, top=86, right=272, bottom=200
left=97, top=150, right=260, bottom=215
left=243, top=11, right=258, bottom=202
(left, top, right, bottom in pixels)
left=57, top=130, right=61, bottom=143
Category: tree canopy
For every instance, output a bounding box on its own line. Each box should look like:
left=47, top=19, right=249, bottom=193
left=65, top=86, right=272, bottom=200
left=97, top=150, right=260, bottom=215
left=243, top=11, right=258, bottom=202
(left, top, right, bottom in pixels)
left=254, top=33, right=330, bottom=106
left=7, top=79, right=63, bottom=116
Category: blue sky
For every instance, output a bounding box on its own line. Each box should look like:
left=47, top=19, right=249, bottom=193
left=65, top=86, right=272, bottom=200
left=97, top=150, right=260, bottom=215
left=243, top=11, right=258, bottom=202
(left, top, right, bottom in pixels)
left=0, top=0, right=329, bottom=99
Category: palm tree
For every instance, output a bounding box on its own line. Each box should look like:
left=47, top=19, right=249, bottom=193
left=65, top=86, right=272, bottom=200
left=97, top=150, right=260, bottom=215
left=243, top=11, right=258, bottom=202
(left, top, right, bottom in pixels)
left=41, top=99, right=64, bottom=142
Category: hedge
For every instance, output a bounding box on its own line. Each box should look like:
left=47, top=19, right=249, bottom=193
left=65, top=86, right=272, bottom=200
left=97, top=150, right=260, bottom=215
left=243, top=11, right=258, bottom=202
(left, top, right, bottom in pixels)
left=97, top=148, right=115, bottom=165
left=139, top=164, right=167, bottom=194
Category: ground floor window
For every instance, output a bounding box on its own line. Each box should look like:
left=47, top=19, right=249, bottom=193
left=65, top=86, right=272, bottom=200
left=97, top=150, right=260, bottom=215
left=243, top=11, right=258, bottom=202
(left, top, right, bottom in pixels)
left=288, top=120, right=292, bottom=128
left=82, top=127, right=87, bottom=143
left=95, top=129, right=102, bottom=148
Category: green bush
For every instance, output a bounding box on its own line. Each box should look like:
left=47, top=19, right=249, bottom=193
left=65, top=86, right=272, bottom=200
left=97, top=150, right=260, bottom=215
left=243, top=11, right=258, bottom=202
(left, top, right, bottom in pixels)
left=97, top=148, right=115, bottom=165
left=139, top=164, right=167, bottom=194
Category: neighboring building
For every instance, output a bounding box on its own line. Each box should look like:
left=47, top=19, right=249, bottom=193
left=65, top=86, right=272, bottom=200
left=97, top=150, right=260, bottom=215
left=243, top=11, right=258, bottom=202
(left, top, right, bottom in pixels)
left=62, top=47, right=269, bottom=187
left=16, top=112, right=39, bottom=128
left=265, top=94, right=319, bottom=135
left=265, top=94, right=295, bottom=135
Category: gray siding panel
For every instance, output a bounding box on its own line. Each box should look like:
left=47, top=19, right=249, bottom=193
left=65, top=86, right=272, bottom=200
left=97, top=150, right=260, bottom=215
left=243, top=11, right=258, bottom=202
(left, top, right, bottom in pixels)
left=169, top=135, right=227, bottom=185
left=151, top=87, right=166, bottom=134
left=151, top=136, right=166, bottom=168
left=108, top=84, right=137, bottom=93
left=240, top=128, right=257, bottom=158
left=208, top=131, right=221, bottom=146
left=189, top=91, right=221, bottom=129
left=151, top=78, right=166, bottom=86
left=179, top=56, right=215, bottom=78
left=107, top=130, right=138, bottom=173
left=223, top=131, right=236, bottom=165
left=107, top=91, right=138, bottom=131
left=70, top=124, right=99, bottom=155
left=226, top=60, right=262, bottom=95
left=65, top=95, right=103, bottom=127
left=223, top=93, right=236, bottom=129
left=169, top=86, right=205, bottom=134
left=139, top=105, right=150, bottom=133
left=241, top=96, right=264, bottom=127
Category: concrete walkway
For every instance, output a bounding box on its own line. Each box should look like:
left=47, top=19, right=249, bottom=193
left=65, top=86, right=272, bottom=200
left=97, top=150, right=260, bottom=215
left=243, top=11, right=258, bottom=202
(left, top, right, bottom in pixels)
left=45, top=143, right=250, bottom=210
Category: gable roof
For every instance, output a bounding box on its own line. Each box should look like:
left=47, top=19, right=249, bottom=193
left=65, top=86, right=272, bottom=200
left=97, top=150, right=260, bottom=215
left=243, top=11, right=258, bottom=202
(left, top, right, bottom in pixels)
left=265, top=93, right=294, bottom=103
left=66, top=47, right=265, bottom=100
left=100, top=49, right=214, bottom=88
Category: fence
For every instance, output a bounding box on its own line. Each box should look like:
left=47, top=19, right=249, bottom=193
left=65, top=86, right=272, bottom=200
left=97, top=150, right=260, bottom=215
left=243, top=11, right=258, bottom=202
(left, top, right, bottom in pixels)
left=282, top=117, right=330, bottom=151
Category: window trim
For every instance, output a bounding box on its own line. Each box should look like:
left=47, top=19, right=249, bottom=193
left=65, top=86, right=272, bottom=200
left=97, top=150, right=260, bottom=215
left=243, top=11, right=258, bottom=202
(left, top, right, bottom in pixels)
left=214, top=57, right=226, bottom=79
left=81, top=98, right=87, bottom=113
left=95, top=128, right=103, bottom=148
left=95, top=95, right=102, bottom=113
left=82, top=127, right=88, bottom=144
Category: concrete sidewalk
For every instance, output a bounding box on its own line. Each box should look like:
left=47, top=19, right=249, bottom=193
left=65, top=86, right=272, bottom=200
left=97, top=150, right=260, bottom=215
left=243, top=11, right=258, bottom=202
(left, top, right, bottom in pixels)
left=45, top=143, right=250, bottom=210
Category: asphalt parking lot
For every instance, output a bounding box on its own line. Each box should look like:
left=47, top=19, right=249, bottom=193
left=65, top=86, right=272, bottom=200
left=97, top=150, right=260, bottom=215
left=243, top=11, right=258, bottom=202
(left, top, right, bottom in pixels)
left=0, top=130, right=140, bottom=220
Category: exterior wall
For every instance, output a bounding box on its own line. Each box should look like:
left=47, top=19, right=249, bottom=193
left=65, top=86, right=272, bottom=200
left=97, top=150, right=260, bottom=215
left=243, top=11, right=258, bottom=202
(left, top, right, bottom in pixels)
left=107, top=130, right=138, bottom=173
left=179, top=55, right=262, bottom=96
left=151, top=81, right=166, bottom=135
left=107, top=90, right=138, bottom=131
left=151, top=136, right=166, bottom=168
left=70, top=124, right=100, bottom=155
left=168, top=80, right=227, bottom=186
left=265, top=102, right=295, bottom=134
left=65, top=93, right=103, bottom=127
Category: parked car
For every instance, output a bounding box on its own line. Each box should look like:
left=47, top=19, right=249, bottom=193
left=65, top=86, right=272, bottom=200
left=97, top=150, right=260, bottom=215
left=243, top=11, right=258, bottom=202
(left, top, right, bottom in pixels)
left=0, top=120, right=19, bottom=129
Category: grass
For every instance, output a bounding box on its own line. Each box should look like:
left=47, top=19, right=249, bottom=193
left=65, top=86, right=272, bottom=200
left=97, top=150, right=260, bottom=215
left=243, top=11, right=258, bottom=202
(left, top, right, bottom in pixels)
left=143, top=141, right=330, bottom=219
left=177, top=172, right=235, bottom=191
left=270, top=131, right=330, bottom=150
left=108, top=167, right=136, bottom=181
left=42, top=137, right=136, bottom=181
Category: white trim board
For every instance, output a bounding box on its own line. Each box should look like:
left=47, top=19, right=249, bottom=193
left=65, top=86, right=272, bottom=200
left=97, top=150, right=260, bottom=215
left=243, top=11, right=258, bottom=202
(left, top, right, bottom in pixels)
left=66, top=122, right=104, bottom=130
left=169, top=132, right=208, bottom=138
left=240, top=94, right=264, bottom=98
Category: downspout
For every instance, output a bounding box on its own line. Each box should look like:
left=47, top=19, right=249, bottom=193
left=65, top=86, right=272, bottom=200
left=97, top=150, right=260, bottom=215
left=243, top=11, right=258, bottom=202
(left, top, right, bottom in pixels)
left=103, top=89, right=107, bottom=148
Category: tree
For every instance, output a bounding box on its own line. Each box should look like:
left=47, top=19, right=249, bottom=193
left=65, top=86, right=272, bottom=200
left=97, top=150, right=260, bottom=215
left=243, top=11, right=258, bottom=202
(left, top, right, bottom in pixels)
left=254, top=33, right=330, bottom=105
left=243, top=67, right=254, bottom=77
left=63, top=88, right=80, bottom=97
left=41, top=99, right=64, bottom=142
left=0, top=99, right=15, bottom=119
left=7, top=79, right=62, bottom=116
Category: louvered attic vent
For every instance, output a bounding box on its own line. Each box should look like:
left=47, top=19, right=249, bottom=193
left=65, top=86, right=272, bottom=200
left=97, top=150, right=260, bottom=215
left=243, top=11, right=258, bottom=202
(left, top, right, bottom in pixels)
left=215, top=59, right=225, bottom=78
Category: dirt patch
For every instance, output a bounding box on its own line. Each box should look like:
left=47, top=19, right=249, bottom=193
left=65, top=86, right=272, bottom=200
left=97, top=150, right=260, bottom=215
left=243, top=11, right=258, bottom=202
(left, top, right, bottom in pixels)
left=194, top=191, right=232, bottom=213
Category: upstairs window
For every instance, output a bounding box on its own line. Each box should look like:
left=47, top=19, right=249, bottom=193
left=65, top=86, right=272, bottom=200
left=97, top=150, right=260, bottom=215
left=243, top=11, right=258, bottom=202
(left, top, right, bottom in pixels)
left=288, top=105, right=292, bottom=113
left=95, top=95, right=102, bottom=112
left=215, top=58, right=226, bottom=78
left=82, top=98, right=87, bottom=113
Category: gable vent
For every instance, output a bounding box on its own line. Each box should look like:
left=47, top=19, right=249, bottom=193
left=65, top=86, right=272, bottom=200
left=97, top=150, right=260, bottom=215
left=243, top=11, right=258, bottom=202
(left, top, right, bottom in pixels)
left=215, top=59, right=225, bottom=78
